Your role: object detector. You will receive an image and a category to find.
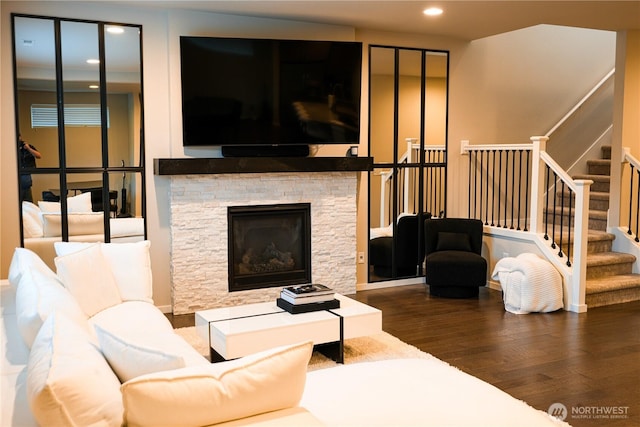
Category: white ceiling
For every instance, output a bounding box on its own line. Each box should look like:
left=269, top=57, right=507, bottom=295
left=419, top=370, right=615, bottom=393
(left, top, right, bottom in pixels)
left=13, top=1, right=639, bottom=89
left=137, top=0, right=640, bottom=41
left=14, top=16, right=141, bottom=91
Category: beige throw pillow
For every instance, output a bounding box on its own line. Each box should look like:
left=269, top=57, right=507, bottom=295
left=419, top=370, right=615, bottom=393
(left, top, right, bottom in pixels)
left=42, top=212, right=104, bottom=237
left=121, top=341, right=313, bottom=427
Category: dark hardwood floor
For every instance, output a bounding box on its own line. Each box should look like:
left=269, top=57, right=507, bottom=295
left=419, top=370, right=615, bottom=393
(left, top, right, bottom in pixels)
left=168, top=284, right=638, bottom=426
left=351, top=284, right=640, bottom=427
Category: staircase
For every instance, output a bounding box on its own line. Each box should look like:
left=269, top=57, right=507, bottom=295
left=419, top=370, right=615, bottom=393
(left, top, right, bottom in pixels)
left=560, top=145, right=640, bottom=307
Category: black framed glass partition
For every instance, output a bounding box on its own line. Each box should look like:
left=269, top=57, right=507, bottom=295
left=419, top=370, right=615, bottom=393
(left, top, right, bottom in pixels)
left=368, top=45, right=449, bottom=282
left=12, top=14, right=146, bottom=250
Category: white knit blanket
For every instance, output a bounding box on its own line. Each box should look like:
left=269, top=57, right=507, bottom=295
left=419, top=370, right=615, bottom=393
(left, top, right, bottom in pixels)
left=491, top=253, right=564, bottom=314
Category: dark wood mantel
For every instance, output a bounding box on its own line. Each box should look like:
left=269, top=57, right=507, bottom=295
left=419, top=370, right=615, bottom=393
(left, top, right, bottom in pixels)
left=153, top=156, right=373, bottom=175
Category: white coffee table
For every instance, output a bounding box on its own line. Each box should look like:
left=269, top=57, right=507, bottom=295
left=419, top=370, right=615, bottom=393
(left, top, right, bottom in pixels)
left=195, top=294, right=381, bottom=363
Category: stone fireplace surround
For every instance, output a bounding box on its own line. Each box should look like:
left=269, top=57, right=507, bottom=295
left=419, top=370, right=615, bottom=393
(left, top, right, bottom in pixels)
left=161, top=157, right=371, bottom=315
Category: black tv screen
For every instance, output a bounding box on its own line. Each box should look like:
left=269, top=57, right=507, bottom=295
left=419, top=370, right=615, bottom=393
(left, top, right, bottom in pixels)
left=180, top=37, right=362, bottom=147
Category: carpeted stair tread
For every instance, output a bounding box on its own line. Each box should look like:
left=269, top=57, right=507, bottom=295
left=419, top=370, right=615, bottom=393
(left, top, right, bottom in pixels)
left=557, top=190, right=609, bottom=201
left=586, top=159, right=611, bottom=166
left=587, top=209, right=607, bottom=219
left=548, top=228, right=614, bottom=254
left=574, top=144, right=639, bottom=308
left=555, top=190, right=610, bottom=212
left=587, top=159, right=611, bottom=176
left=589, top=191, right=611, bottom=200
left=551, top=227, right=613, bottom=242
left=584, top=229, right=615, bottom=241
left=586, top=274, right=640, bottom=308
left=586, top=252, right=636, bottom=279
left=586, top=251, right=636, bottom=267
left=572, top=174, right=610, bottom=193
left=545, top=206, right=608, bottom=219
left=586, top=274, right=640, bottom=294
left=572, top=174, right=610, bottom=182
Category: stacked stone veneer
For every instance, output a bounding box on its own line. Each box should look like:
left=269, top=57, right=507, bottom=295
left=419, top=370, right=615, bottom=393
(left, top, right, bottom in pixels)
left=169, top=172, right=358, bottom=314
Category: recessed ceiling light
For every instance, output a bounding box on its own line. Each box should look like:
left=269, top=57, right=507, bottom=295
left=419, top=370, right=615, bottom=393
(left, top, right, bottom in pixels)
left=86, top=59, right=100, bottom=64
left=106, top=26, right=124, bottom=34
left=423, top=7, right=443, bottom=16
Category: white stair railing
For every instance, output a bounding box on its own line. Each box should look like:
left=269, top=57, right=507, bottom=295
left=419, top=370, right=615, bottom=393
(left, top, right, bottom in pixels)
left=545, top=69, right=615, bottom=137
left=463, top=136, right=591, bottom=312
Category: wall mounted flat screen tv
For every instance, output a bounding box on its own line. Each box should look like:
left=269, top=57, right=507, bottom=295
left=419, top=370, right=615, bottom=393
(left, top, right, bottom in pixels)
left=180, top=36, right=362, bottom=149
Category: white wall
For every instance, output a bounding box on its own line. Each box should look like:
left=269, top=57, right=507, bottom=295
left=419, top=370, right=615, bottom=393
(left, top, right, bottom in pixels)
left=452, top=25, right=616, bottom=144
left=447, top=25, right=616, bottom=219
left=1, top=1, right=620, bottom=310
left=482, top=232, right=544, bottom=290
left=611, top=31, right=640, bottom=233
left=0, top=1, right=361, bottom=310
left=165, top=9, right=357, bottom=161
left=1, top=2, right=168, bottom=296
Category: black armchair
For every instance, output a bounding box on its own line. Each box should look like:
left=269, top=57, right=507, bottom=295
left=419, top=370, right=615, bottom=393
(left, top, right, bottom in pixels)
left=41, top=191, right=60, bottom=202
left=424, top=218, right=487, bottom=298
left=84, top=188, right=118, bottom=215
left=369, top=214, right=425, bottom=278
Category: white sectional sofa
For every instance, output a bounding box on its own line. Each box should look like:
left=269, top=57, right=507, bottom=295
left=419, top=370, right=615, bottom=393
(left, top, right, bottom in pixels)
left=2, top=243, right=570, bottom=427
left=4, top=243, right=318, bottom=427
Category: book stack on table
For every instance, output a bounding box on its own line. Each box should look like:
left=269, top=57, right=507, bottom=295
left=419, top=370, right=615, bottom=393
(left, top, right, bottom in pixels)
left=277, top=284, right=340, bottom=314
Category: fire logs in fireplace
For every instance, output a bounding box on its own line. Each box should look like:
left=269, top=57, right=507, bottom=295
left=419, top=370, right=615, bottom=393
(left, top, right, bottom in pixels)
left=238, top=241, right=295, bottom=274
left=228, top=203, right=311, bottom=292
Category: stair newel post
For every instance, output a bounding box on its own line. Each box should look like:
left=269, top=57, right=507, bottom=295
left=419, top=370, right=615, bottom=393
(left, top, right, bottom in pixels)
left=529, top=136, right=548, bottom=234
left=571, top=179, right=592, bottom=313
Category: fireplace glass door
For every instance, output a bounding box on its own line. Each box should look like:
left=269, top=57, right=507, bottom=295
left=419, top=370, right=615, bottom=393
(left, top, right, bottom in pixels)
left=228, top=203, right=311, bottom=291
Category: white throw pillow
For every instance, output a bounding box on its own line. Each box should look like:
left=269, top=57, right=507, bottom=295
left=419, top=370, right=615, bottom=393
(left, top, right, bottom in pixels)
left=95, top=324, right=186, bottom=383
left=8, top=247, right=57, bottom=289
left=27, top=312, right=124, bottom=427
left=53, top=241, right=93, bottom=256
left=15, top=268, right=88, bottom=349
left=38, top=191, right=93, bottom=213
left=55, top=243, right=122, bottom=317
left=22, top=201, right=43, bottom=238
left=121, top=341, right=313, bottom=427
left=42, top=212, right=104, bottom=237
left=55, top=240, right=153, bottom=303
left=101, top=240, right=153, bottom=303
left=37, top=200, right=59, bottom=213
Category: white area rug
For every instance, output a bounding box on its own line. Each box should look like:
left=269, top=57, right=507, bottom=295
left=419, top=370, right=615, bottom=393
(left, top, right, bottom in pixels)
left=174, top=327, right=435, bottom=371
